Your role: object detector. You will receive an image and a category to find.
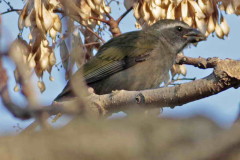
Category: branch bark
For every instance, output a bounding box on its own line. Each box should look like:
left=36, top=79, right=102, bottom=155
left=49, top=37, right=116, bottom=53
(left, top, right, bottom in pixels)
left=1, top=56, right=240, bottom=121
left=0, top=117, right=240, bottom=160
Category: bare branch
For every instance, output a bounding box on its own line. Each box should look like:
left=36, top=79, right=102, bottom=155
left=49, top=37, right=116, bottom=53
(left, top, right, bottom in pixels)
left=0, top=9, right=21, bottom=15
left=85, top=26, right=105, bottom=43
left=175, top=54, right=219, bottom=69
left=117, top=7, right=133, bottom=24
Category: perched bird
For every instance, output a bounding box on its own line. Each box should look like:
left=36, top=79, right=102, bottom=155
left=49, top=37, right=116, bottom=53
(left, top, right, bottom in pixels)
left=55, top=19, right=206, bottom=101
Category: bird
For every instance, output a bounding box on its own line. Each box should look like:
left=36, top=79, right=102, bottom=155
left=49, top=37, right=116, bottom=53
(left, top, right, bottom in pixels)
left=55, top=19, right=206, bottom=101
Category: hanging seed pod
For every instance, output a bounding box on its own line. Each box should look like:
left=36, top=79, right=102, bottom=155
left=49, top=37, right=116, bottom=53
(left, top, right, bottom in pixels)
left=141, top=2, right=151, bottom=21
left=49, top=28, right=57, bottom=40
left=49, top=52, right=56, bottom=66
left=42, top=3, right=54, bottom=32
left=154, top=0, right=162, bottom=6
left=166, top=3, right=175, bottom=19
left=52, top=14, right=62, bottom=32
left=220, top=16, right=230, bottom=36
left=135, top=22, right=142, bottom=29
left=181, top=0, right=188, bottom=19
left=215, top=22, right=224, bottom=39
left=207, top=15, right=215, bottom=33
left=37, top=80, right=46, bottom=93
left=188, top=0, right=205, bottom=19
left=226, top=2, right=235, bottom=14
left=18, top=2, right=29, bottom=30
left=43, top=39, right=49, bottom=47
left=134, top=3, right=141, bottom=19
left=49, top=76, right=54, bottom=81
left=195, top=17, right=207, bottom=34
left=9, top=37, right=31, bottom=64
left=183, top=17, right=193, bottom=26
left=28, top=54, right=36, bottom=68
left=86, top=0, right=96, bottom=10
left=150, top=3, right=162, bottom=19
left=24, top=9, right=35, bottom=27
left=14, top=84, right=20, bottom=92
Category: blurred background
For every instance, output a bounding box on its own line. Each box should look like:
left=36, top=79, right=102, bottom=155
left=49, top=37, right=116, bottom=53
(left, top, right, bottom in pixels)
left=0, top=0, right=240, bottom=135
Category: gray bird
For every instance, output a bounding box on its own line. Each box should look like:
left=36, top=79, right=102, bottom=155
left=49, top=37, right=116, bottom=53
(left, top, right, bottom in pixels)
left=55, top=19, right=206, bottom=101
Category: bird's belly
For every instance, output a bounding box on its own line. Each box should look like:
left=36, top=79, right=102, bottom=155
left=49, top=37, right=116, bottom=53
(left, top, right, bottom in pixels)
left=90, top=53, right=174, bottom=95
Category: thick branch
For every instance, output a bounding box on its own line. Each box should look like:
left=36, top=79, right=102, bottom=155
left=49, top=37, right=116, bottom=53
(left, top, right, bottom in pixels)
left=92, top=73, right=235, bottom=111
left=2, top=56, right=240, bottom=121
left=1, top=117, right=240, bottom=160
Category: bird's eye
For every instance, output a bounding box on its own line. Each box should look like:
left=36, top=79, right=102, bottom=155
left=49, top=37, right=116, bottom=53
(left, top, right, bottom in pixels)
left=176, top=26, right=183, bottom=32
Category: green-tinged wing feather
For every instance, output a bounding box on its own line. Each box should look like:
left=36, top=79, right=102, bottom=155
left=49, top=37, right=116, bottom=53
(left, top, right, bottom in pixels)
left=55, top=30, right=158, bottom=101
left=96, top=31, right=158, bottom=60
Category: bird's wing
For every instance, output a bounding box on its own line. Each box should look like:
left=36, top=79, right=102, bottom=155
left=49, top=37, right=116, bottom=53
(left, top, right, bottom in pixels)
left=83, top=31, right=158, bottom=83
left=55, top=31, right=158, bottom=101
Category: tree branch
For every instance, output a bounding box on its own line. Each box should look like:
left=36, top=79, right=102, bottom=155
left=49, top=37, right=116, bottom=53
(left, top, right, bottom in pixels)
left=1, top=116, right=240, bottom=160
left=2, top=56, right=240, bottom=121
left=116, top=7, right=133, bottom=24
left=0, top=9, right=22, bottom=15
left=57, top=56, right=240, bottom=115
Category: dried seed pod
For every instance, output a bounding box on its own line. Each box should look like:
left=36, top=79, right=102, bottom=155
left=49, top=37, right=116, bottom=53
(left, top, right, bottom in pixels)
left=86, top=0, right=96, bottom=10
left=215, top=22, right=224, bottom=39
left=49, top=75, right=54, bottom=81
left=14, top=84, right=20, bottom=92
left=52, top=14, right=62, bottom=32
left=188, top=0, right=205, bottom=19
left=18, top=2, right=29, bottom=30
left=135, top=22, right=142, bottom=29
left=134, top=3, right=141, bottom=19
left=40, top=54, right=49, bottom=70
left=49, top=52, right=56, bottom=66
left=42, top=3, right=54, bottom=31
left=195, top=17, right=207, bottom=34
left=220, top=16, right=230, bottom=36
left=198, top=0, right=214, bottom=15
left=43, top=39, right=49, bottom=47
left=28, top=54, right=36, bottom=68
left=171, top=64, right=187, bottom=78
left=9, top=37, right=31, bottom=63
left=166, top=3, right=175, bottom=19
left=226, top=2, right=235, bottom=14
left=141, top=2, right=151, bottom=21
left=181, top=0, right=188, bottom=19
left=37, top=80, right=46, bottom=93
left=150, top=2, right=162, bottom=19
left=24, top=9, right=35, bottom=27
left=183, top=17, right=193, bottom=26
left=207, top=15, right=215, bottom=33
left=49, top=28, right=57, bottom=40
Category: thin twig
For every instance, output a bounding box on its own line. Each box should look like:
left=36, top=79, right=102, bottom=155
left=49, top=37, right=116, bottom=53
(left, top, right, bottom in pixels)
left=0, top=9, right=22, bottom=15
left=84, top=42, right=101, bottom=47
left=86, top=27, right=105, bottom=43
left=117, top=7, right=133, bottom=24
left=3, top=0, right=14, bottom=10
left=88, top=16, right=109, bottom=24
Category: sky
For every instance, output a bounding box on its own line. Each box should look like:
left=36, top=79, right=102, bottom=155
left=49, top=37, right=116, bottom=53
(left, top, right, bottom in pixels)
left=0, top=1, right=240, bottom=135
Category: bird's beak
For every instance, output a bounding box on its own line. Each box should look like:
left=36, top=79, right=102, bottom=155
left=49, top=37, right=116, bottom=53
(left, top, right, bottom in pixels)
left=183, top=29, right=207, bottom=43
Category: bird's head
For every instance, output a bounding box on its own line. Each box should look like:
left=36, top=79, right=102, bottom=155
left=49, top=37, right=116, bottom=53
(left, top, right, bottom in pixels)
left=148, top=19, right=206, bottom=53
